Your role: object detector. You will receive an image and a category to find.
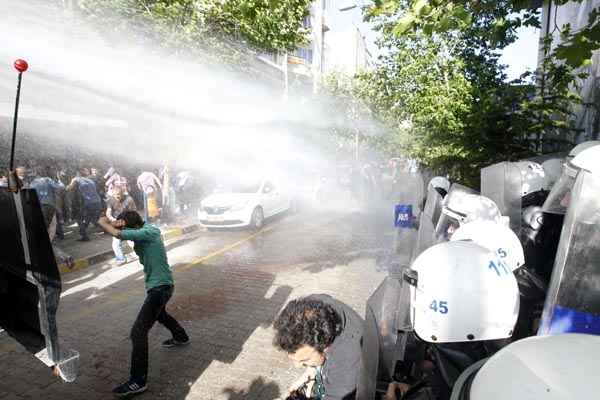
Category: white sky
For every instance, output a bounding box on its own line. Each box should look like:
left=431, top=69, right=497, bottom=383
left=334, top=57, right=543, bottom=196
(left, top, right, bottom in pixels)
left=499, top=24, right=541, bottom=81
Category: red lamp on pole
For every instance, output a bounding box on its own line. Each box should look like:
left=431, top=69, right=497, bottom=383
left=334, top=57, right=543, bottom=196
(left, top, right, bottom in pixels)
left=8, top=59, right=28, bottom=192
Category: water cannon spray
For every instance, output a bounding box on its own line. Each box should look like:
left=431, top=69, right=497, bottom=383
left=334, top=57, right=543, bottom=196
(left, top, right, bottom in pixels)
left=8, top=58, right=28, bottom=192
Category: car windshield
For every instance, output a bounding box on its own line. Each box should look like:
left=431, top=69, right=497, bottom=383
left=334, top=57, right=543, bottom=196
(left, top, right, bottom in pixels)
left=215, top=181, right=261, bottom=193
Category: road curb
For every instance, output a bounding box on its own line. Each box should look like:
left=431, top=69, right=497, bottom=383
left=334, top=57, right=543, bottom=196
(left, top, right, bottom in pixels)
left=58, top=224, right=204, bottom=275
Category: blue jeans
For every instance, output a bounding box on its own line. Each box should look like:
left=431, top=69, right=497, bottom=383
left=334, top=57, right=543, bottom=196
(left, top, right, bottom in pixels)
left=112, top=237, right=126, bottom=262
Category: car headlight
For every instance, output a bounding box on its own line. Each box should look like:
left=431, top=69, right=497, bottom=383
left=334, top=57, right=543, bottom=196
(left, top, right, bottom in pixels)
left=230, top=201, right=249, bottom=211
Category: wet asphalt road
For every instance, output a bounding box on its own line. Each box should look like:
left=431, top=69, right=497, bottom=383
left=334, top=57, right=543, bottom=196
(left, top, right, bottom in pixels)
left=0, top=203, right=394, bottom=400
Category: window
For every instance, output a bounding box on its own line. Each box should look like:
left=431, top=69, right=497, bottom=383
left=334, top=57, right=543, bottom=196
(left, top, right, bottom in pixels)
left=303, top=15, right=312, bottom=28
left=295, top=48, right=313, bottom=63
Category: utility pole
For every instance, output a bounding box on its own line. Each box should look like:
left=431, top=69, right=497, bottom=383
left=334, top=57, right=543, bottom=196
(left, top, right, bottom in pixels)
left=283, top=51, right=289, bottom=101
left=312, top=0, right=324, bottom=94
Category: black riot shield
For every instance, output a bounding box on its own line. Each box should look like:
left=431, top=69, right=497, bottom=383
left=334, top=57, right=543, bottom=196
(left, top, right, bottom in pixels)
left=481, top=162, right=522, bottom=234
left=0, top=188, right=78, bottom=382
left=538, top=170, right=600, bottom=336
left=356, top=273, right=416, bottom=400
left=393, top=173, right=425, bottom=266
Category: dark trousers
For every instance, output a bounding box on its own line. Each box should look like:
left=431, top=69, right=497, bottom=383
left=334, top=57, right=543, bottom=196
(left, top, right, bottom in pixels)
left=55, top=209, right=64, bottom=239
left=40, top=204, right=56, bottom=229
left=78, top=202, right=101, bottom=239
left=130, top=285, right=188, bottom=382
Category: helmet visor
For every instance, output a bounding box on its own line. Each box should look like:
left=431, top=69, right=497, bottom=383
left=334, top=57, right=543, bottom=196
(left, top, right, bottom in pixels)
left=435, top=208, right=463, bottom=241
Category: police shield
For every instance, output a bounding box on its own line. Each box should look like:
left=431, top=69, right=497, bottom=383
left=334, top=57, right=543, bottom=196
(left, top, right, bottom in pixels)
left=357, top=275, right=414, bottom=400
left=538, top=169, right=600, bottom=335
left=481, top=162, right=522, bottom=234
left=0, top=188, right=79, bottom=382
left=393, top=173, right=425, bottom=266
left=412, top=185, right=444, bottom=262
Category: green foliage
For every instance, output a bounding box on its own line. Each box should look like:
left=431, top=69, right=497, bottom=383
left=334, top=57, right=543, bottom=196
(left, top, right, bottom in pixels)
left=77, top=0, right=311, bottom=66
left=368, top=0, right=599, bottom=68
left=328, top=0, right=586, bottom=185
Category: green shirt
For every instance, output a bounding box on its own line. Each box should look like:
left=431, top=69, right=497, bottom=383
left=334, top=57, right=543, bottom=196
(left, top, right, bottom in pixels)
left=120, top=224, right=174, bottom=290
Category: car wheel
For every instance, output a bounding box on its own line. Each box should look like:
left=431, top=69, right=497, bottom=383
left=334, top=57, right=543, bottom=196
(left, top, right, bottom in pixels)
left=250, top=207, right=264, bottom=230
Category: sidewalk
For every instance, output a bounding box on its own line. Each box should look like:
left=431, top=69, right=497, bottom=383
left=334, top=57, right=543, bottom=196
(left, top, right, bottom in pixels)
left=54, top=218, right=205, bottom=275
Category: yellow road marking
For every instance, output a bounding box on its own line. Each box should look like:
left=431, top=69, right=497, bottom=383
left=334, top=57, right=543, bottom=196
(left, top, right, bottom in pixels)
left=178, top=225, right=276, bottom=271
left=59, top=258, right=89, bottom=275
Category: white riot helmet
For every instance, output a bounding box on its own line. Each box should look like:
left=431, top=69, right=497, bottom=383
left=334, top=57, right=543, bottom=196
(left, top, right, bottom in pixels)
left=468, top=334, right=600, bottom=400
left=543, top=145, right=600, bottom=214
left=428, top=176, right=450, bottom=194
left=566, top=140, right=600, bottom=162
left=436, top=192, right=502, bottom=240
left=516, top=161, right=546, bottom=197
left=406, top=241, right=519, bottom=343
left=450, top=220, right=524, bottom=271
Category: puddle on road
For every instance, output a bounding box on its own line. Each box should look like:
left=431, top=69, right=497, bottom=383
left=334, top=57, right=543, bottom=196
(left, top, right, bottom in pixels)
left=168, top=289, right=228, bottom=321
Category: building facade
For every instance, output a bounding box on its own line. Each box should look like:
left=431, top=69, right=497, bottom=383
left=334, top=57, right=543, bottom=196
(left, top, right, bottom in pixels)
left=256, top=0, right=373, bottom=98
left=540, top=0, right=600, bottom=142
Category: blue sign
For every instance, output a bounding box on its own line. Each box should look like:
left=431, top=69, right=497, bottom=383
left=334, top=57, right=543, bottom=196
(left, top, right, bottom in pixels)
left=395, top=204, right=413, bottom=228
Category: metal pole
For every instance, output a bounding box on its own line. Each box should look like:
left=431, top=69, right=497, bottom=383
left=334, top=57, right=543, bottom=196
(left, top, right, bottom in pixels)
left=283, top=52, right=289, bottom=101
left=355, top=129, right=359, bottom=161
left=9, top=72, right=23, bottom=171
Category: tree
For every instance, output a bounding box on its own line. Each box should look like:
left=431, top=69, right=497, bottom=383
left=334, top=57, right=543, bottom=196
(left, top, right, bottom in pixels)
left=367, top=0, right=600, bottom=68
left=329, top=0, right=587, bottom=185
left=77, top=0, right=311, bottom=67
left=320, top=73, right=381, bottom=161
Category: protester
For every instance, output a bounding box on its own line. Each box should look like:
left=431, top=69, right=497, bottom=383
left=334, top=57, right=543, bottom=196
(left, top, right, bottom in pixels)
left=106, top=188, right=137, bottom=265
left=175, top=170, right=196, bottom=217
left=89, top=167, right=105, bottom=202
left=273, top=294, right=364, bottom=400
left=137, top=170, right=162, bottom=222
left=105, top=167, right=129, bottom=197
left=30, top=166, right=65, bottom=232
left=159, top=162, right=171, bottom=221
left=97, top=211, right=189, bottom=397
left=15, top=166, right=27, bottom=187
left=66, top=167, right=102, bottom=241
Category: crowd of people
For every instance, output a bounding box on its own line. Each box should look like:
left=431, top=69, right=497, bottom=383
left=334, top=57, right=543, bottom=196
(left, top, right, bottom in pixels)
left=316, top=158, right=422, bottom=206
left=0, top=161, right=202, bottom=264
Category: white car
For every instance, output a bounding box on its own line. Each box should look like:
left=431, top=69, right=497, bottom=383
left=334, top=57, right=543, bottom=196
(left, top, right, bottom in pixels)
left=199, top=180, right=292, bottom=229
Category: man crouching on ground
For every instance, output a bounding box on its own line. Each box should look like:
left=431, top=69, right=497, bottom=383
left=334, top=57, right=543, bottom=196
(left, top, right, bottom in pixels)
left=98, top=211, right=189, bottom=397
left=273, top=294, right=364, bottom=400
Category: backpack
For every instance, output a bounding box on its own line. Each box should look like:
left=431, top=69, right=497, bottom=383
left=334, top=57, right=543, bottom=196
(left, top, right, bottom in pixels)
left=77, top=177, right=101, bottom=204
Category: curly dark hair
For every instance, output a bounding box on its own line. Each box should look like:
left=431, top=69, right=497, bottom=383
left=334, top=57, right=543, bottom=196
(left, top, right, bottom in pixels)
left=273, top=297, right=343, bottom=353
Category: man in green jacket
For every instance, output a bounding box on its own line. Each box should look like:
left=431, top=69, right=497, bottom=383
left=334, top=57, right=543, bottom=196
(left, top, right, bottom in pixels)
left=98, top=211, right=189, bottom=397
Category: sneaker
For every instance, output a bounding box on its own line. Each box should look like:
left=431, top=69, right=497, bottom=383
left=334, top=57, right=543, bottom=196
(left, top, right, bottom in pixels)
left=77, top=237, right=91, bottom=242
left=112, top=379, right=147, bottom=397
left=116, top=259, right=128, bottom=266
left=162, top=338, right=190, bottom=348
